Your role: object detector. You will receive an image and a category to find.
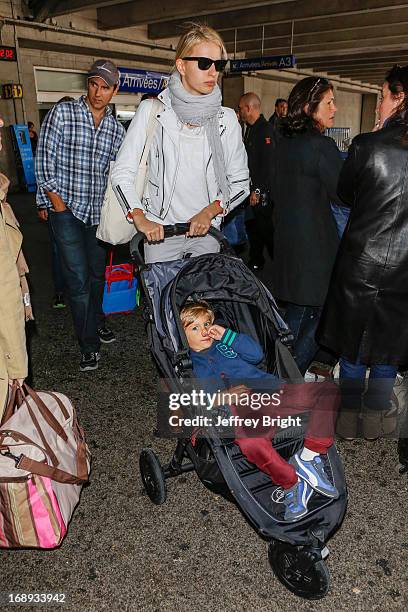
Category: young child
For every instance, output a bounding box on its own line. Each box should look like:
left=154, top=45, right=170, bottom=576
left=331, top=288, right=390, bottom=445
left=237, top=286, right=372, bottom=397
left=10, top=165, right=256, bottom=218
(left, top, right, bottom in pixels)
left=180, top=300, right=339, bottom=522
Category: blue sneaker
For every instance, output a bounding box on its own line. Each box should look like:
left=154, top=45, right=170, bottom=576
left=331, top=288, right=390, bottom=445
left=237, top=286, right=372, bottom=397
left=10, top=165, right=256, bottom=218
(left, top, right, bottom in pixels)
left=290, top=452, right=339, bottom=499
left=281, top=479, right=314, bottom=522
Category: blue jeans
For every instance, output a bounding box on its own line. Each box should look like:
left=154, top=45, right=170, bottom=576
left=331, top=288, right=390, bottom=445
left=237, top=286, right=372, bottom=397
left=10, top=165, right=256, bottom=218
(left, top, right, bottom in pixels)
left=330, top=203, right=350, bottom=238
left=339, top=356, right=397, bottom=411
left=222, top=208, right=247, bottom=246
left=47, top=219, right=64, bottom=294
left=284, top=303, right=323, bottom=375
left=49, top=209, right=106, bottom=353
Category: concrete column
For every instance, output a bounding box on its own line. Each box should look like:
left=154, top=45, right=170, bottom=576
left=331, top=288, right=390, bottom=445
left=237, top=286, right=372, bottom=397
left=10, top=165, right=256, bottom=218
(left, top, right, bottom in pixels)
left=360, top=93, right=378, bottom=134
left=222, top=74, right=245, bottom=111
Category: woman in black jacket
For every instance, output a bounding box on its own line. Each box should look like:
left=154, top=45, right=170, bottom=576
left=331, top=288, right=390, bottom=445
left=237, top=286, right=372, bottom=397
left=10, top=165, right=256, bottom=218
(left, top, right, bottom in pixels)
left=318, top=65, right=408, bottom=440
left=270, top=77, right=343, bottom=374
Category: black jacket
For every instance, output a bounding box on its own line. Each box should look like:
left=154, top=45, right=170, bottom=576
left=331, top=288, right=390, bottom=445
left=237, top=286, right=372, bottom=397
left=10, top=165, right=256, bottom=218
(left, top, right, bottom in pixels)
left=244, top=114, right=274, bottom=195
left=269, top=112, right=283, bottom=134
left=319, top=124, right=408, bottom=364
left=269, top=128, right=343, bottom=305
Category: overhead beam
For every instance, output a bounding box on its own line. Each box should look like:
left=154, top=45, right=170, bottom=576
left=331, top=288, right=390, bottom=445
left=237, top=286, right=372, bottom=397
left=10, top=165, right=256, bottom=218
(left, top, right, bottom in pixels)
left=348, top=73, right=384, bottom=77
left=298, top=55, right=408, bottom=69
left=97, top=0, right=291, bottom=30
left=298, top=49, right=408, bottom=63
left=17, top=37, right=173, bottom=67
left=346, top=75, right=382, bottom=81
left=332, top=70, right=391, bottom=77
left=298, top=54, right=408, bottom=69
left=299, top=62, right=407, bottom=73
left=243, top=36, right=408, bottom=59
left=327, top=62, right=402, bottom=71
left=225, top=24, right=408, bottom=55
left=291, top=43, right=408, bottom=61
left=329, top=68, right=391, bottom=76
left=28, top=0, right=127, bottom=19
left=222, top=7, right=408, bottom=44
left=148, top=0, right=406, bottom=39
left=310, top=66, right=403, bottom=78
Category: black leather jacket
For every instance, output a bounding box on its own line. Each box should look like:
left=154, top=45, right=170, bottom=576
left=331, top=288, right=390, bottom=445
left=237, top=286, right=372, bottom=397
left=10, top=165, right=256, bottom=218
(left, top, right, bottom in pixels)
left=319, top=123, right=408, bottom=364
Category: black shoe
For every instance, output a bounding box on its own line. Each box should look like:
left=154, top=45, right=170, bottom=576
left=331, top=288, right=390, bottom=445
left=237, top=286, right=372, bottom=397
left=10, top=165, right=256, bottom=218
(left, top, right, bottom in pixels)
left=80, top=352, right=100, bottom=372
left=53, top=293, right=66, bottom=309
left=97, top=325, right=116, bottom=344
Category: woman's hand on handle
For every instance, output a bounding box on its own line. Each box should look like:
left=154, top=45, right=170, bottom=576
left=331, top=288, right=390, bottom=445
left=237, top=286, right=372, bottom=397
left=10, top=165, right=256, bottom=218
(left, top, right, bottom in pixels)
left=188, top=208, right=213, bottom=236
left=132, top=213, right=164, bottom=243
left=188, top=200, right=223, bottom=237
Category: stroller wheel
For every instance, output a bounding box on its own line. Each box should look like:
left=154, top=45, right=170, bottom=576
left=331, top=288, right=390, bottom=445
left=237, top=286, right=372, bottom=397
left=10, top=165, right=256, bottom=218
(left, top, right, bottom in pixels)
left=139, top=449, right=167, bottom=505
left=268, top=540, right=330, bottom=600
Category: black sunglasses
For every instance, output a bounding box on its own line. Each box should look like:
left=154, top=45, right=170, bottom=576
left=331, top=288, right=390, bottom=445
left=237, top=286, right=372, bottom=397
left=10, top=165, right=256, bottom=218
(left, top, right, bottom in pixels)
left=182, top=56, right=228, bottom=72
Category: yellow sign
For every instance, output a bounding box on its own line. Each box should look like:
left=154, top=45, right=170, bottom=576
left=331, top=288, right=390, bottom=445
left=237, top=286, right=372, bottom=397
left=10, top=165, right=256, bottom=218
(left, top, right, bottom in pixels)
left=2, top=83, right=23, bottom=99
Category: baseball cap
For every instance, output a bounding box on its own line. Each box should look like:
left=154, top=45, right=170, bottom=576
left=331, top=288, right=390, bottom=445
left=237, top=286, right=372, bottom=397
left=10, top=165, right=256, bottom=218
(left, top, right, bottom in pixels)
left=88, top=60, right=120, bottom=87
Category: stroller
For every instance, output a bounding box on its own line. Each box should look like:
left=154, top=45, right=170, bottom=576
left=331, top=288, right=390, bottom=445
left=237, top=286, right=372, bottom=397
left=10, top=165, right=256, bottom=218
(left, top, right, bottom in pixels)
left=131, top=224, right=347, bottom=600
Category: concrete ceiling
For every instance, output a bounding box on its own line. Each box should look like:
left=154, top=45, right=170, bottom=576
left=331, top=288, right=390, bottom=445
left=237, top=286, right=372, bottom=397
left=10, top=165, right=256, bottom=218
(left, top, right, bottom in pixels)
left=28, top=0, right=408, bottom=86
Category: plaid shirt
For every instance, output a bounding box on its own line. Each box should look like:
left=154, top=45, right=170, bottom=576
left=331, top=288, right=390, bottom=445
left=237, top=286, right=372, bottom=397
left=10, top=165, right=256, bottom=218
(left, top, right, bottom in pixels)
left=35, top=95, right=125, bottom=225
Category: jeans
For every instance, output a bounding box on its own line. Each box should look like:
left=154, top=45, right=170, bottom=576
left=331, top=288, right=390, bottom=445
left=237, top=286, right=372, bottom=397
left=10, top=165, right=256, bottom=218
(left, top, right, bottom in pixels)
left=284, top=303, right=323, bottom=375
left=49, top=209, right=106, bottom=353
left=339, top=356, right=397, bottom=411
left=330, top=203, right=350, bottom=239
left=47, top=219, right=64, bottom=294
left=222, top=207, right=247, bottom=246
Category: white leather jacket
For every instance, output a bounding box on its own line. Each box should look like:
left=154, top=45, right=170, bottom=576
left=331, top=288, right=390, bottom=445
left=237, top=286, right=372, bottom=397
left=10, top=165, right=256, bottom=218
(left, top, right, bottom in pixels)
left=111, top=88, right=249, bottom=225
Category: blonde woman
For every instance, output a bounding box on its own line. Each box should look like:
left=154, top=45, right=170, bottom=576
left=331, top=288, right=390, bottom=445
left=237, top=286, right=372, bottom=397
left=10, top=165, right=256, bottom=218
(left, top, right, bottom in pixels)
left=112, top=23, right=249, bottom=263
left=0, top=116, right=27, bottom=421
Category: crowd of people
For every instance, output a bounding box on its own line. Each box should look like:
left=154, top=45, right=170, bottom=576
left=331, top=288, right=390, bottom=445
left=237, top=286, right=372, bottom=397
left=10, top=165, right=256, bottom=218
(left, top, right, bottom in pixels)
left=1, top=23, right=407, bottom=484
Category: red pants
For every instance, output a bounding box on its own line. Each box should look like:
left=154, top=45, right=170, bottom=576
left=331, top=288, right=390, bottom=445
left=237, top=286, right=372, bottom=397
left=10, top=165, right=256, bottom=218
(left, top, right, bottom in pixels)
left=232, top=381, right=339, bottom=489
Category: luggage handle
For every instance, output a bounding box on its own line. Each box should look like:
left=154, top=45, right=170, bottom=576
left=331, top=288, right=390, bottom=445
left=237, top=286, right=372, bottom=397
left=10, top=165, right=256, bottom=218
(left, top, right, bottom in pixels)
left=106, top=250, right=134, bottom=278
left=19, top=397, right=60, bottom=467
left=21, top=385, right=68, bottom=443
left=17, top=454, right=89, bottom=485
left=130, top=223, right=232, bottom=267
left=25, top=388, right=90, bottom=481
left=1, top=430, right=53, bottom=461
left=2, top=384, right=71, bottom=469
left=106, top=267, right=134, bottom=292
left=1, top=383, right=24, bottom=426
left=1, top=430, right=89, bottom=484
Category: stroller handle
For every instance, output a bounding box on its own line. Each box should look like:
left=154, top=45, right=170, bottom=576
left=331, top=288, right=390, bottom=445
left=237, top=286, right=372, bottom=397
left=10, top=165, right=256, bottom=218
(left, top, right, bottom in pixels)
left=130, top=223, right=232, bottom=267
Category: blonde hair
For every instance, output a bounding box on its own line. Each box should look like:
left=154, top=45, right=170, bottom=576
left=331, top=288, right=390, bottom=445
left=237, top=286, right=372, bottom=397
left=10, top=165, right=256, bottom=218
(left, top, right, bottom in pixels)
left=175, top=23, right=228, bottom=61
left=180, top=300, right=215, bottom=328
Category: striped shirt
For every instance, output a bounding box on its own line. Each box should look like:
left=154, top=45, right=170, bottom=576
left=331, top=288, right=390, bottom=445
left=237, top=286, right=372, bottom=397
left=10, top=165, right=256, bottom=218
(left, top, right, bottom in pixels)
left=35, top=95, right=125, bottom=225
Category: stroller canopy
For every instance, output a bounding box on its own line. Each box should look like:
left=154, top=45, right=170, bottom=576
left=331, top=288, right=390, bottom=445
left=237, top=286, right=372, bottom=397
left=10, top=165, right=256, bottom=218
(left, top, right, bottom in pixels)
left=143, top=254, right=298, bottom=379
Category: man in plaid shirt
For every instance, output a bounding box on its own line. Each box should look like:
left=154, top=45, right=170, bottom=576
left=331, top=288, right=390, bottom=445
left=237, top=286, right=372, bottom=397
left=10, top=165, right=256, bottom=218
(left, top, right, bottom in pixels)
left=36, top=60, right=125, bottom=372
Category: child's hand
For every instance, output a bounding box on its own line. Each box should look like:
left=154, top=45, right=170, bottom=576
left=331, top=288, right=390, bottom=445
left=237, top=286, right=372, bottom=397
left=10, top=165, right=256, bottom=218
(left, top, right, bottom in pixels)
left=207, top=324, right=225, bottom=341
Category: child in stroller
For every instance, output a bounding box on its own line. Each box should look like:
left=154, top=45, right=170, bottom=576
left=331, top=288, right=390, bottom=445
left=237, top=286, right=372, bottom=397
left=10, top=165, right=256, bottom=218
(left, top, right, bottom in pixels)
left=181, top=300, right=339, bottom=522
left=135, top=224, right=347, bottom=600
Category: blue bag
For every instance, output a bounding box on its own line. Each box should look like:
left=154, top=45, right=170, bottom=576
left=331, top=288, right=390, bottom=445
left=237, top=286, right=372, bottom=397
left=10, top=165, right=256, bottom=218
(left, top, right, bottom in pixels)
left=102, top=253, right=140, bottom=315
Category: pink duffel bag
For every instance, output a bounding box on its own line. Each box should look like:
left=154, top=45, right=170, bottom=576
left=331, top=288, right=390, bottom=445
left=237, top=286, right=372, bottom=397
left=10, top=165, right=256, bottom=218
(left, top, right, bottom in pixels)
left=0, top=383, right=90, bottom=548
